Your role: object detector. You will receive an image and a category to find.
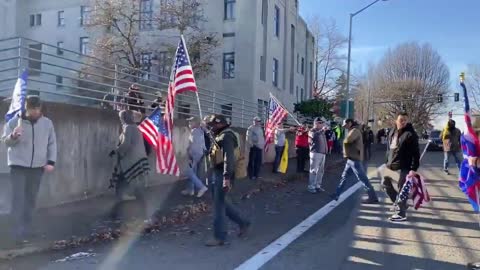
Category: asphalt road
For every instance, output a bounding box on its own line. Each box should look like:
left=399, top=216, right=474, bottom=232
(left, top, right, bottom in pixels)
left=2, top=147, right=479, bottom=270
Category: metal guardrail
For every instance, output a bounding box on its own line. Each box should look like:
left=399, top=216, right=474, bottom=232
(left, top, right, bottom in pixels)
left=0, top=37, right=301, bottom=128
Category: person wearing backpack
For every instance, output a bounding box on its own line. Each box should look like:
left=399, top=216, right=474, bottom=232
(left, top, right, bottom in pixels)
left=181, top=117, right=208, bottom=198
left=204, top=114, right=250, bottom=247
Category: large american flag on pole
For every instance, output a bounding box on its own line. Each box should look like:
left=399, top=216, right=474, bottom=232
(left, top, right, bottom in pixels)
left=139, top=36, right=198, bottom=176
left=264, top=95, right=288, bottom=152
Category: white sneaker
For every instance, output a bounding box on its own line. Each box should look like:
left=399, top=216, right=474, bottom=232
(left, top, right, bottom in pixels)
left=181, top=190, right=194, bottom=196
left=197, top=187, right=208, bottom=198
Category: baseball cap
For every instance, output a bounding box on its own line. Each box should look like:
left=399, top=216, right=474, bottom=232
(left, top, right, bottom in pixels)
left=343, top=119, right=354, bottom=127
left=205, top=114, right=231, bottom=126
left=253, top=116, right=261, bottom=122
left=186, top=116, right=199, bottom=122
left=314, top=117, right=325, bottom=123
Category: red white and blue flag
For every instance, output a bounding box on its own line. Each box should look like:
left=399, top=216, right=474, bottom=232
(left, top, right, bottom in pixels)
left=264, top=95, right=288, bottom=152
left=139, top=36, right=198, bottom=176
left=459, top=76, right=480, bottom=212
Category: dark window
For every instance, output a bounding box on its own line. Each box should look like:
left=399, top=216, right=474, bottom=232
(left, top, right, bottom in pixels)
left=80, top=37, right=89, bottom=55
left=141, top=52, right=152, bottom=80
left=223, top=52, right=235, bottom=79
left=258, top=99, right=269, bottom=121
left=223, top=32, right=235, bottom=38
left=80, top=6, right=91, bottom=26
left=224, top=0, right=235, bottom=20
left=58, top=11, right=65, bottom=26
left=296, top=86, right=299, bottom=102
left=301, top=57, right=304, bottom=75
left=158, top=51, right=171, bottom=77
left=29, top=15, right=35, bottom=27
left=273, top=58, right=279, bottom=87
left=28, top=44, right=42, bottom=76
left=260, top=56, right=265, bottom=81
left=301, top=88, right=304, bottom=101
left=57, top=42, right=64, bottom=55
left=274, top=6, right=280, bottom=37
left=221, top=103, right=233, bottom=118
left=36, top=14, right=42, bottom=26
left=56, top=75, right=63, bottom=84
left=140, top=0, right=153, bottom=30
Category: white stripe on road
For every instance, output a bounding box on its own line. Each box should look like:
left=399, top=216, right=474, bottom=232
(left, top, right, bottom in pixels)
left=234, top=181, right=363, bottom=270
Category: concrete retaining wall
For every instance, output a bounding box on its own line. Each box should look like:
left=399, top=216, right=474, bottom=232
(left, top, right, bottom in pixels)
left=0, top=102, right=297, bottom=210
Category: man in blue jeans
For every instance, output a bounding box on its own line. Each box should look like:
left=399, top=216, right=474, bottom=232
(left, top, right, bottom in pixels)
left=204, top=114, right=250, bottom=246
left=332, top=119, right=378, bottom=203
left=246, top=117, right=265, bottom=179
left=181, top=117, right=208, bottom=198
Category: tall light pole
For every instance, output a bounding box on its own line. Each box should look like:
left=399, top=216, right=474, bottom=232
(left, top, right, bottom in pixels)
left=345, top=0, right=388, bottom=119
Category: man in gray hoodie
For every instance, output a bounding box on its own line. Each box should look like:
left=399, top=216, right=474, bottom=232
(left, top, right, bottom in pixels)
left=246, top=116, right=265, bottom=180
left=2, top=96, right=57, bottom=242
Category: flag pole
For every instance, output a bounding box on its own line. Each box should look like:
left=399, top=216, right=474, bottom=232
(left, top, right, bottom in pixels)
left=269, top=93, right=301, bottom=125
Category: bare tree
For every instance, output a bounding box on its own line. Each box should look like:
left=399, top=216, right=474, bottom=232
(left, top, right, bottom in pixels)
left=309, top=17, right=348, bottom=99
left=87, top=0, right=219, bottom=82
left=465, top=64, right=480, bottom=111
left=155, top=0, right=219, bottom=79
left=371, top=42, right=450, bottom=129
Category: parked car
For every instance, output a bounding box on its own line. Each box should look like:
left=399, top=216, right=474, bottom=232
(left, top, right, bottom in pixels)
left=427, top=130, right=443, bottom=151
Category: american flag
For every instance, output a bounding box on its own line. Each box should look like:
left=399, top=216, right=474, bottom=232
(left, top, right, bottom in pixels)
left=138, top=108, right=179, bottom=176
left=398, top=173, right=431, bottom=210
left=139, top=36, right=198, bottom=176
left=264, top=96, right=288, bottom=152
left=459, top=76, right=480, bottom=212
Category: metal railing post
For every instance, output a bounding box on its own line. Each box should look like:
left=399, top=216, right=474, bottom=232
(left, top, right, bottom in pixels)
left=241, top=100, right=245, bottom=128
left=17, top=38, right=22, bottom=76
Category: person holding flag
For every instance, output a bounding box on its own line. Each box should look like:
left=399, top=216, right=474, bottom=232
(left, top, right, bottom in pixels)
left=2, top=92, right=57, bottom=243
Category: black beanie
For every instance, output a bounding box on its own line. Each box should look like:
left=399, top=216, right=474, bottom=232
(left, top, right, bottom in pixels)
left=25, top=95, right=42, bottom=110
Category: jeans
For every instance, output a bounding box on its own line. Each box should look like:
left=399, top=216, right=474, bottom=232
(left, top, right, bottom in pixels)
left=296, top=147, right=309, bottom=173
left=381, top=169, right=409, bottom=216
left=248, top=146, right=262, bottom=178
left=308, top=152, right=326, bottom=191
left=273, top=146, right=285, bottom=173
left=335, top=159, right=378, bottom=201
left=10, top=167, right=44, bottom=239
left=185, top=153, right=207, bottom=192
left=444, top=151, right=462, bottom=171
left=210, top=170, right=249, bottom=241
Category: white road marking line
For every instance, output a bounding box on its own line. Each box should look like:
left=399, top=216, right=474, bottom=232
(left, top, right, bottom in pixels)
left=234, top=181, right=363, bottom=270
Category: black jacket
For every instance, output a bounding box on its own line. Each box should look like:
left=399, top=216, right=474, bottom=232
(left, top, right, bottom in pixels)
left=386, top=123, right=420, bottom=171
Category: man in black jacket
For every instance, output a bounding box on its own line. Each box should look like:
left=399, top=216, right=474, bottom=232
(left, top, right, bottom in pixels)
left=383, top=112, right=420, bottom=222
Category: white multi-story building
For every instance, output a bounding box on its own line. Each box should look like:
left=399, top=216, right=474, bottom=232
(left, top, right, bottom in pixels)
left=0, top=0, right=315, bottom=123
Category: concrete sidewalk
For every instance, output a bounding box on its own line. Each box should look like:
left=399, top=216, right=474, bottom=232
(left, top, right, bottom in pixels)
left=0, top=154, right=345, bottom=260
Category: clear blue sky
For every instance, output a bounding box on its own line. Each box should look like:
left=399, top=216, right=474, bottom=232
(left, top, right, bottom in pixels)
left=300, top=0, right=480, bottom=130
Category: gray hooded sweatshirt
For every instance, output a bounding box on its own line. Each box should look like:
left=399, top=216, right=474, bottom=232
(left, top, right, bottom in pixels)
left=2, top=114, right=57, bottom=168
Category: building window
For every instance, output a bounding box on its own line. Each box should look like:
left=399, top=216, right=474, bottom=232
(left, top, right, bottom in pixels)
left=56, top=75, right=63, bottom=84
left=273, top=58, right=279, bottom=87
left=58, top=11, right=65, bottom=26
left=221, top=103, right=233, bottom=118
left=158, top=51, right=171, bottom=77
left=223, top=32, right=235, bottom=38
left=29, top=15, right=35, bottom=27
left=223, top=52, right=235, bottom=79
left=258, top=99, right=269, bottom=121
left=141, top=52, right=152, bottom=80
left=301, top=88, right=304, bottom=101
left=36, top=14, right=42, bottom=26
left=260, top=56, right=266, bottom=81
left=296, top=86, right=299, bottom=102
left=57, top=42, right=64, bottom=55
left=301, top=57, right=305, bottom=75
left=297, top=54, right=299, bottom=73
left=224, top=0, right=235, bottom=20
left=80, top=6, right=91, bottom=26
left=274, top=6, right=280, bottom=37
left=28, top=44, right=42, bottom=76
left=80, top=37, right=89, bottom=55
left=261, top=0, right=267, bottom=25
left=310, top=61, right=313, bottom=94
left=140, top=0, right=153, bottom=30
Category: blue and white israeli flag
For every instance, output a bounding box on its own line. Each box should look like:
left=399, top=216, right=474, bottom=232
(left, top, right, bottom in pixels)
left=5, top=70, right=28, bottom=122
